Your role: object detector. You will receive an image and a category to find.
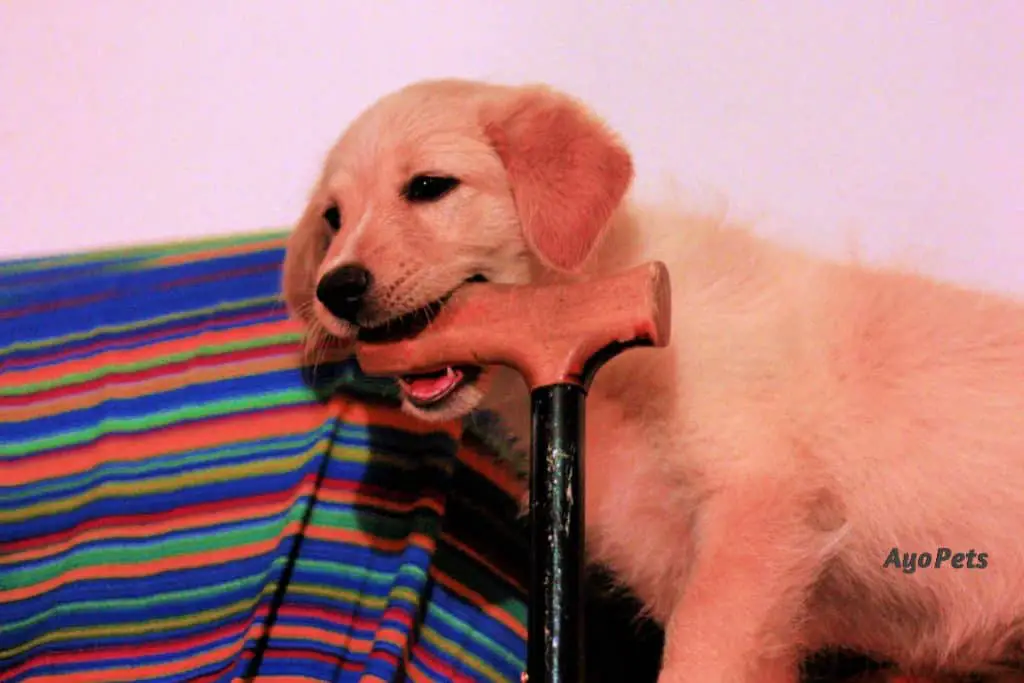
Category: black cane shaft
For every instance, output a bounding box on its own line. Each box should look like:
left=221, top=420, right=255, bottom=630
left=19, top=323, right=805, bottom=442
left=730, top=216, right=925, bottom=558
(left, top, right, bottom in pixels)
left=528, top=383, right=586, bottom=683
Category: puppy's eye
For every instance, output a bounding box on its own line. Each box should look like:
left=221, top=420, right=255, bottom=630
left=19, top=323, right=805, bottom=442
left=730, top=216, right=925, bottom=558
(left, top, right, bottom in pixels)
left=403, top=175, right=460, bottom=203
left=323, top=205, right=341, bottom=232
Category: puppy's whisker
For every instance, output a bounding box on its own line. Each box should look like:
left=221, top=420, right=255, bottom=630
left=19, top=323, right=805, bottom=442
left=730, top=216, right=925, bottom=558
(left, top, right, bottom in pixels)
left=308, top=326, right=331, bottom=385
left=311, top=340, right=325, bottom=384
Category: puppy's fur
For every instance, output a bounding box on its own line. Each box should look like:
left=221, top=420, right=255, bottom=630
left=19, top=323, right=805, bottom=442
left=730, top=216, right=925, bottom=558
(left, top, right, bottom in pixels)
left=283, top=79, right=1024, bottom=682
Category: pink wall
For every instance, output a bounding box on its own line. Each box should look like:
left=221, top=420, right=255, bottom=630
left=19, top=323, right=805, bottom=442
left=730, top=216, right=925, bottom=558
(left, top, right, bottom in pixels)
left=2, top=2, right=1022, bottom=293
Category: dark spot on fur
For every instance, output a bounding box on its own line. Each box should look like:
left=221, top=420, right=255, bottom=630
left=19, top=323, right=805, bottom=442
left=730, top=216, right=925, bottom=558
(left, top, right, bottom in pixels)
left=807, top=487, right=847, bottom=532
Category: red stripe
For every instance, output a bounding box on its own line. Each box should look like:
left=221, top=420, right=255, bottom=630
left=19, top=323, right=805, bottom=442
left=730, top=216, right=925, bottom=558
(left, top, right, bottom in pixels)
left=156, top=263, right=282, bottom=291
left=189, top=665, right=236, bottom=683
left=3, top=395, right=308, bottom=467
left=0, top=610, right=257, bottom=680
left=0, top=598, right=415, bottom=678
left=0, top=292, right=112, bottom=320
left=0, top=264, right=280, bottom=322
left=1, top=308, right=285, bottom=372
left=274, top=605, right=381, bottom=636
left=2, top=402, right=334, bottom=485
left=189, top=660, right=238, bottom=683
left=367, top=647, right=402, bottom=671
left=379, top=605, right=417, bottom=632
left=0, top=341, right=298, bottom=407
left=412, top=645, right=479, bottom=683
left=258, top=649, right=368, bottom=674
left=2, top=474, right=317, bottom=554
left=6, top=472, right=445, bottom=557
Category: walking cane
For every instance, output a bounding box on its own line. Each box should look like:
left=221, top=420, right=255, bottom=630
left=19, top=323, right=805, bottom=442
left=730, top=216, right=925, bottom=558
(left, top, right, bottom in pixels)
left=355, top=261, right=672, bottom=683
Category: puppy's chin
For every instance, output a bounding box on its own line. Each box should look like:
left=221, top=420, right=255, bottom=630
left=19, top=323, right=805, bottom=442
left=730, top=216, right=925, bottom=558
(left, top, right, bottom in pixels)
left=300, top=332, right=355, bottom=366
left=398, top=368, right=494, bottom=423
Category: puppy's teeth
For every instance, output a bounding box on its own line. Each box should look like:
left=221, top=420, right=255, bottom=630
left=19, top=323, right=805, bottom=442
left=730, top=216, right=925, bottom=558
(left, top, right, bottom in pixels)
left=445, top=366, right=455, bottom=378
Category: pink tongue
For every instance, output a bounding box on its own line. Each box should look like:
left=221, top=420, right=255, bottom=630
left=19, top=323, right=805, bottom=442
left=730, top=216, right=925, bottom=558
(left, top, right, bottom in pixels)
left=398, top=366, right=463, bottom=402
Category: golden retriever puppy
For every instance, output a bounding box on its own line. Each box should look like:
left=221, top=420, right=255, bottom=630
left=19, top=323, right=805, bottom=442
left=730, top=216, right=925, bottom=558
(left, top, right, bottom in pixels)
left=282, top=79, right=1024, bottom=682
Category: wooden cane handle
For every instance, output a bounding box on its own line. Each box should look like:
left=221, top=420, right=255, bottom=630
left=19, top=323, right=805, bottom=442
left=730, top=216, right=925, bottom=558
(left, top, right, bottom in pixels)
left=354, top=262, right=671, bottom=390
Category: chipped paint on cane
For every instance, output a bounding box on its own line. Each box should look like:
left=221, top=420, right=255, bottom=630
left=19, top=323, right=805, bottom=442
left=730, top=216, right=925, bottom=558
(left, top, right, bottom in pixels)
left=547, top=445, right=574, bottom=537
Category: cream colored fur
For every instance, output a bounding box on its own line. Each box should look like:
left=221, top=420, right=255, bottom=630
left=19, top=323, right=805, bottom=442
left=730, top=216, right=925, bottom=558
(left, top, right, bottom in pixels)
left=283, top=79, right=1024, bottom=682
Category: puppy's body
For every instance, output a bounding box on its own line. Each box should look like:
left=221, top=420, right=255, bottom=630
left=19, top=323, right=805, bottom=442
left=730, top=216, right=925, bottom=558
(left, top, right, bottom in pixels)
left=283, top=79, right=1024, bottom=681
left=602, top=208, right=1024, bottom=676
left=488, top=205, right=1024, bottom=679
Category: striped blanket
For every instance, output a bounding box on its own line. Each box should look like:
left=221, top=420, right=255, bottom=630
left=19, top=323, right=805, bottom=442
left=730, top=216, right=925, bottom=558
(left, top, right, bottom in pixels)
left=0, top=233, right=528, bottom=682
left=0, top=231, right=948, bottom=683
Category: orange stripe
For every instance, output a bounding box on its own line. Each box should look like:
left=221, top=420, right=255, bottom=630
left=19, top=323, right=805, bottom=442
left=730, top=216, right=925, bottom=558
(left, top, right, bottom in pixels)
left=408, top=649, right=477, bottom=683
left=3, top=353, right=296, bottom=421
left=431, top=568, right=526, bottom=639
left=2, top=519, right=304, bottom=603
left=373, top=626, right=409, bottom=648
left=29, top=638, right=242, bottom=682
left=3, top=401, right=335, bottom=486
left=300, top=527, right=438, bottom=556
left=316, top=487, right=446, bottom=517
left=2, top=479, right=316, bottom=565
left=334, top=400, right=463, bottom=441
left=456, top=442, right=526, bottom=500
left=440, top=532, right=525, bottom=593
left=0, top=319, right=299, bottom=389
left=269, top=624, right=375, bottom=655
left=406, top=659, right=431, bottom=682
left=151, top=238, right=287, bottom=267
left=5, top=396, right=457, bottom=487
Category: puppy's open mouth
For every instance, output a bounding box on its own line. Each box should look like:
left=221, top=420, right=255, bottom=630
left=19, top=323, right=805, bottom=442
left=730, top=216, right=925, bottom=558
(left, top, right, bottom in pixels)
left=356, top=275, right=486, bottom=407
left=395, top=364, right=483, bottom=407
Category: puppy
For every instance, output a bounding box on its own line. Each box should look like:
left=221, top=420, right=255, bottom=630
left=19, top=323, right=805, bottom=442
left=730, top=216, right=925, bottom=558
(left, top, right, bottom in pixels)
left=282, top=79, right=1024, bottom=682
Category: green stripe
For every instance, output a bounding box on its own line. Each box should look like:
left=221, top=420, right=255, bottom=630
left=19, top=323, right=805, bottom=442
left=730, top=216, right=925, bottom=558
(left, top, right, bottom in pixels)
left=436, top=543, right=527, bottom=626
left=427, top=601, right=524, bottom=668
left=289, top=582, right=390, bottom=611
left=0, top=571, right=271, bottom=638
left=386, top=584, right=428, bottom=610
left=0, top=557, right=397, bottom=636
left=298, top=558, right=398, bottom=588
left=0, top=593, right=266, bottom=660
left=0, top=431, right=328, bottom=505
left=1, top=504, right=310, bottom=590
left=0, top=443, right=323, bottom=524
left=1, top=332, right=300, bottom=397
left=2, top=436, right=452, bottom=541
left=0, top=230, right=288, bottom=275
left=3, top=580, right=408, bottom=661
left=308, top=507, right=442, bottom=544
left=0, top=388, right=313, bottom=457
left=0, top=420, right=401, bottom=504
left=419, top=623, right=510, bottom=683
left=0, top=295, right=285, bottom=356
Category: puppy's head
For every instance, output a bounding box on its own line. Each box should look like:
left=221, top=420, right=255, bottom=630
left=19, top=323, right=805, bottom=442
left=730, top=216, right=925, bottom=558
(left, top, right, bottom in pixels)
left=282, top=79, right=633, bottom=421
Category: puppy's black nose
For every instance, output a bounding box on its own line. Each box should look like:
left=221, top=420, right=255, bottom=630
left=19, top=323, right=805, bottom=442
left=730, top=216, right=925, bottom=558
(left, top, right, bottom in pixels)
left=316, top=264, right=372, bottom=324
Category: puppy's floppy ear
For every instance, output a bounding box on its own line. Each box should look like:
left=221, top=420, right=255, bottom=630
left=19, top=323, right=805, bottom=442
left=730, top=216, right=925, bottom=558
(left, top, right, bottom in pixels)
left=483, top=85, right=634, bottom=272
left=281, top=203, right=326, bottom=324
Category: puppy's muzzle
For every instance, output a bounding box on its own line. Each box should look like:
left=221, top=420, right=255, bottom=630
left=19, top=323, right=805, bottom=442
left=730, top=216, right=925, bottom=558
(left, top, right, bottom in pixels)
left=316, top=264, right=371, bottom=324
